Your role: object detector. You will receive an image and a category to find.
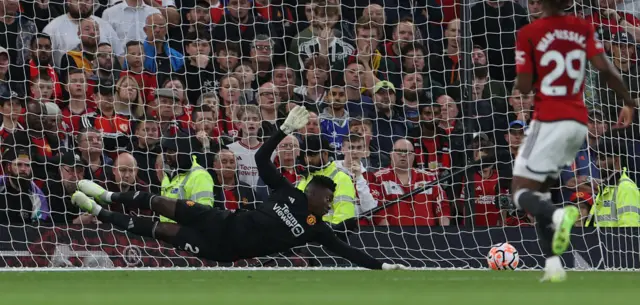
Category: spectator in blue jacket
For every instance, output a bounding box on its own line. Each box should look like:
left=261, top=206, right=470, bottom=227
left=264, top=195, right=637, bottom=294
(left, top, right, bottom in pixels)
left=139, top=13, right=184, bottom=84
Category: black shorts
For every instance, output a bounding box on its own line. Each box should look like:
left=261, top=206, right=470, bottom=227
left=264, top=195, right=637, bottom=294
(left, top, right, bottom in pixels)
left=167, top=200, right=235, bottom=261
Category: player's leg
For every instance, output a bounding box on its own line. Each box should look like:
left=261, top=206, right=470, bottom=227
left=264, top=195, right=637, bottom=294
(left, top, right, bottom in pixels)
left=71, top=192, right=212, bottom=257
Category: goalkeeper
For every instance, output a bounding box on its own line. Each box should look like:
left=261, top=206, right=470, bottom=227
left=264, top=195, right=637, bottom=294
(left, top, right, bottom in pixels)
left=71, top=106, right=406, bottom=270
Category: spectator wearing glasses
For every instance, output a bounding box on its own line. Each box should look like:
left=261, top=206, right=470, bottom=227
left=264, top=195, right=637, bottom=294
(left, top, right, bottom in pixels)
left=248, top=35, right=275, bottom=89
left=368, top=139, right=450, bottom=226
left=257, top=82, right=282, bottom=138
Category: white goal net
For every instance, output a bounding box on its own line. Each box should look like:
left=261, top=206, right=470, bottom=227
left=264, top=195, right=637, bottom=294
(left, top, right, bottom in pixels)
left=0, top=0, right=636, bottom=270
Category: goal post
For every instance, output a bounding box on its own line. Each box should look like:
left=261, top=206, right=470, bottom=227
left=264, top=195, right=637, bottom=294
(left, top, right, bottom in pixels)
left=0, top=0, right=636, bottom=271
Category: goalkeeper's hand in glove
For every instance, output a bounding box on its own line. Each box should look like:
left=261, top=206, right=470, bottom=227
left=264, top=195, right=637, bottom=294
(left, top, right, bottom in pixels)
left=382, top=263, right=409, bottom=270
left=280, top=105, right=310, bottom=135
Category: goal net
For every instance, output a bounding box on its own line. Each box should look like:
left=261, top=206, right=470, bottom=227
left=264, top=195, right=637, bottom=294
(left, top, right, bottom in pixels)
left=0, top=0, right=637, bottom=270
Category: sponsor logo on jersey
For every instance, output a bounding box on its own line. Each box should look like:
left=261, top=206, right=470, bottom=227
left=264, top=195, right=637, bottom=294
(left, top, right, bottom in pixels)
left=273, top=203, right=305, bottom=237
left=185, top=200, right=195, bottom=207
left=306, top=215, right=316, bottom=226
left=289, top=196, right=295, bottom=203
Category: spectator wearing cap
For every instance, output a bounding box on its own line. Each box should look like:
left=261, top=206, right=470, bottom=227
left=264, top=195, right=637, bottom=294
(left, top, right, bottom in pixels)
left=589, top=0, right=640, bottom=39
left=106, top=152, right=153, bottom=217
left=598, top=31, right=640, bottom=124
left=296, top=134, right=356, bottom=224
left=0, top=148, right=49, bottom=225
left=27, top=34, right=63, bottom=101
left=81, top=79, right=131, bottom=155
left=4, top=101, right=62, bottom=187
left=0, top=0, right=36, bottom=71
left=409, top=101, right=451, bottom=173
left=76, top=126, right=113, bottom=184
left=0, top=91, right=24, bottom=143
left=369, top=80, right=409, bottom=166
left=367, top=138, right=451, bottom=227
left=127, top=117, right=162, bottom=193
left=287, top=2, right=354, bottom=81
left=159, top=129, right=214, bottom=223
left=568, top=192, right=594, bottom=227
left=43, top=150, right=97, bottom=225
left=506, top=120, right=526, bottom=160
left=135, top=13, right=183, bottom=83
left=586, top=139, right=640, bottom=227
left=59, top=18, right=101, bottom=81
left=101, top=0, right=161, bottom=44
left=210, top=0, right=272, bottom=59
left=152, top=88, right=184, bottom=137
left=43, top=0, right=123, bottom=68
left=213, top=148, right=259, bottom=210
left=177, top=30, right=215, bottom=105
left=470, top=1, right=528, bottom=82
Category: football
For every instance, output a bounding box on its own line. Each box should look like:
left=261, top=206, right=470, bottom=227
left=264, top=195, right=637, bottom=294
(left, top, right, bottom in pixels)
left=487, top=243, right=519, bottom=270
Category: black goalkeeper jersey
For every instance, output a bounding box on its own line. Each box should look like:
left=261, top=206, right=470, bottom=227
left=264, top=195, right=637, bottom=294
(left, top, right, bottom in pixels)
left=221, top=130, right=383, bottom=270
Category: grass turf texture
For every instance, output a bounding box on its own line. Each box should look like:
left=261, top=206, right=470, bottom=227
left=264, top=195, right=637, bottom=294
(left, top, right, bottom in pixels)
left=0, top=270, right=634, bottom=305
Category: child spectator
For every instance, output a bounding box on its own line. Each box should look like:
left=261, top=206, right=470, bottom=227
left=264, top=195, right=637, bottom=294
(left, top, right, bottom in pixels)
left=233, top=63, right=255, bottom=104
left=30, top=74, right=55, bottom=104
left=61, top=68, right=96, bottom=134
left=227, top=105, right=264, bottom=188
left=214, top=42, right=241, bottom=87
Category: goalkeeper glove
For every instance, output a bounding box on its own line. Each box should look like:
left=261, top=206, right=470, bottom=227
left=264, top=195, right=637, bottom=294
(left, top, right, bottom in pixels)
left=382, top=263, right=409, bottom=270
left=280, top=105, right=310, bottom=135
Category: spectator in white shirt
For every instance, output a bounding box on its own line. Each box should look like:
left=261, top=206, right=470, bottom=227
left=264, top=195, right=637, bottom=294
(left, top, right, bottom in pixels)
left=335, top=134, right=377, bottom=215
left=108, top=0, right=179, bottom=26
left=43, top=0, right=124, bottom=67
left=102, top=0, right=160, bottom=43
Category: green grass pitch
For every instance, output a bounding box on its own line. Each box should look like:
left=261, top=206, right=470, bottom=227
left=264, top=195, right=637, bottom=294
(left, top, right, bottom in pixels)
left=0, top=270, right=634, bottom=305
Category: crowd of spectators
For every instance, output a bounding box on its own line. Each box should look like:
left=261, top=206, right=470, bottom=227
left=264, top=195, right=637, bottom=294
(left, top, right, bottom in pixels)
left=0, top=0, right=637, bottom=228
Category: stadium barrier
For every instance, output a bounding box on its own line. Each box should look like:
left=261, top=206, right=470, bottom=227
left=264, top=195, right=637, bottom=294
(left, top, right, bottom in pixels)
left=0, top=225, right=637, bottom=270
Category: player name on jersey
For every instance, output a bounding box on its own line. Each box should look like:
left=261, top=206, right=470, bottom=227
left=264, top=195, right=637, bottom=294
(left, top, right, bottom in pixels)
left=536, top=30, right=586, bottom=52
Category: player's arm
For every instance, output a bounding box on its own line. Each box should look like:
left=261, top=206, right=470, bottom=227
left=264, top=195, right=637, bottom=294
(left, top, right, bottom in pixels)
left=255, top=106, right=309, bottom=191
left=316, top=225, right=407, bottom=270
left=514, top=33, right=534, bottom=95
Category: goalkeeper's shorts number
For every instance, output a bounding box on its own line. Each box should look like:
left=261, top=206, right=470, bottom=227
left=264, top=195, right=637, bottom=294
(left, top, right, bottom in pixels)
left=183, top=243, right=200, bottom=254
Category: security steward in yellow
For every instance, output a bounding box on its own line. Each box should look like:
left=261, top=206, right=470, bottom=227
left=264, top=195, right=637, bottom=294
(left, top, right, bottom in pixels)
left=160, top=130, right=215, bottom=222
left=296, top=135, right=356, bottom=224
left=586, top=139, right=640, bottom=227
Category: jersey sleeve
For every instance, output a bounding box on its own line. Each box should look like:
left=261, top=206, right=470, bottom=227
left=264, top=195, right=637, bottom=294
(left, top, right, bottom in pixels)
left=315, top=224, right=383, bottom=269
left=515, top=27, right=534, bottom=74
left=585, top=23, right=605, bottom=59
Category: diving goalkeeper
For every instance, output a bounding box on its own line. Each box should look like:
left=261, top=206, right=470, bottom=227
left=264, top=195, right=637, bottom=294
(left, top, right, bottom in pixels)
left=71, top=106, right=406, bottom=270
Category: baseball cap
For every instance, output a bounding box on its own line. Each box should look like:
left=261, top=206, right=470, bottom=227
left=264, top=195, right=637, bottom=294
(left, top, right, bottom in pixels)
left=0, top=90, right=23, bottom=104
left=612, top=31, right=632, bottom=45
left=509, top=120, right=527, bottom=130
left=44, top=102, right=61, bottom=117
left=93, top=79, right=115, bottom=96
left=300, top=135, right=331, bottom=156
left=155, top=88, right=178, bottom=100
left=3, top=148, right=30, bottom=163
left=588, top=109, right=604, bottom=121
left=374, top=80, right=396, bottom=94
left=60, top=150, right=86, bottom=167
left=569, top=191, right=594, bottom=206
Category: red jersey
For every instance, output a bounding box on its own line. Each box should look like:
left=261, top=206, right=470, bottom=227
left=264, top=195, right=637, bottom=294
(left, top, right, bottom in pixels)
left=411, top=132, right=451, bottom=172
left=515, top=15, right=604, bottom=125
left=120, top=70, right=157, bottom=103
left=368, top=167, right=450, bottom=226
left=0, top=122, right=23, bottom=143
left=459, top=170, right=504, bottom=226
left=61, top=106, right=96, bottom=134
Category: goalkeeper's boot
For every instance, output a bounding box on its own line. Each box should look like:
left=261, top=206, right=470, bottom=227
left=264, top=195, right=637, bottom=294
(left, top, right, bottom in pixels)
left=540, top=256, right=566, bottom=283
left=551, top=205, right=579, bottom=256
left=77, top=180, right=110, bottom=203
left=71, top=191, right=101, bottom=215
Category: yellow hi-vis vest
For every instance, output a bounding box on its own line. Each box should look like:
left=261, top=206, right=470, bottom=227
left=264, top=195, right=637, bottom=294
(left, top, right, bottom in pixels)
left=296, top=161, right=356, bottom=224
left=586, top=168, right=640, bottom=227
left=160, top=157, right=215, bottom=223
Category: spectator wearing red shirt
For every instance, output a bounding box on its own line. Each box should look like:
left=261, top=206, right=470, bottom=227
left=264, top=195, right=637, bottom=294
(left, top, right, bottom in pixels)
left=0, top=91, right=24, bottom=143
left=106, top=152, right=154, bottom=218
left=589, top=0, right=640, bottom=38
left=369, top=139, right=451, bottom=226
left=121, top=41, right=157, bottom=104
left=212, top=148, right=258, bottom=210
left=76, top=126, right=113, bottom=185
left=61, top=68, right=96, bottom=134
left=27, top=34, right=62, bottom=101
left=81, top=79, right=131, bottom=155
left=409, top=101, right=451, bottom=173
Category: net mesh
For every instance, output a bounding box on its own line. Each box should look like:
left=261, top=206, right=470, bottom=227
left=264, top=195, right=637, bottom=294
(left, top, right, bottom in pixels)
left=0, top=0, right=635, bottom=269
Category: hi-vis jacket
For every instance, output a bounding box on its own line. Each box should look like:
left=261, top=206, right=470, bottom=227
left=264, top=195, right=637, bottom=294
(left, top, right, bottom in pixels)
left=586, top=168, right=640, bottom=227
left=160, top=157, right=214, bottom=223
left=296, top=161, right=356, bottom=224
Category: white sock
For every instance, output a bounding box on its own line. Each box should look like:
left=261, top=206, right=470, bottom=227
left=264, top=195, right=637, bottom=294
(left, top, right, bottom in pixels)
left=552, top=209, right=564, bottom=227
left=91, top=202, right=102, bottom=216
left=545, top=256, right=562, bottom=269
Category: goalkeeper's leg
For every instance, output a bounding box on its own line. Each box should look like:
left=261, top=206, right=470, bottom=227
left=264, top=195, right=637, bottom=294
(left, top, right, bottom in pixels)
left=71, top=192, right=211, bottom=256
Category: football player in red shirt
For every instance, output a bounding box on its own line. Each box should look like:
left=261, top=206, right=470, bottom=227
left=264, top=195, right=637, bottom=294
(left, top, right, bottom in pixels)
left=513, top=0, right=635, bottom=281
